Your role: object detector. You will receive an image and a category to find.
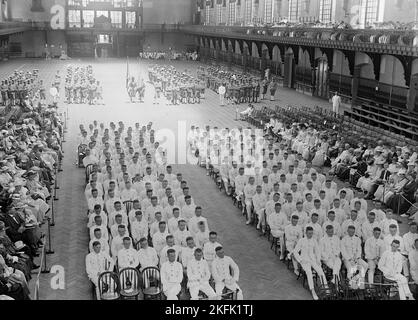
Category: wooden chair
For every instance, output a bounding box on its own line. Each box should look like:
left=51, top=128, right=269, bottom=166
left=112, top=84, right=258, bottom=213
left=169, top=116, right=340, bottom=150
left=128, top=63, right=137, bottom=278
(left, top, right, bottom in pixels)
left=98, top=271, right=121, bottom=300
left=85, top=163, right=94, bottom=183
left=77, top=144, right=87, bottom=168
left=141, top=266, right=163, bottom=300
left=123, top=200, right=134, bottom=214
left=119, top=267, right=141, bottom=300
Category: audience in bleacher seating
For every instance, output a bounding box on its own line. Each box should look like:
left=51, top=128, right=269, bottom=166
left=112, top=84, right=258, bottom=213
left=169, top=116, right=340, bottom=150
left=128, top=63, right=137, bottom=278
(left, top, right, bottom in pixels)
left=140, top=51, right=198, bottom=61
left=188, top=107, right=418, bottom=299
left=81, top=121, right=243, bottom=300
left=0, top=73, right=64, bottom=299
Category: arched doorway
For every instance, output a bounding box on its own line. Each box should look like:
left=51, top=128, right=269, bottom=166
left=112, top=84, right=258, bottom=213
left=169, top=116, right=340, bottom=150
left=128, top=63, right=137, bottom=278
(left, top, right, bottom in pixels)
left=315, top=58, right=329, bottom=99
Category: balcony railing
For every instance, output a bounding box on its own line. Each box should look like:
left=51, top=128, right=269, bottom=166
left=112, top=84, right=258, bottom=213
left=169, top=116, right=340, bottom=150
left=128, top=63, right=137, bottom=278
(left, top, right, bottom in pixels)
left=181, top=25, right=418, bottom=56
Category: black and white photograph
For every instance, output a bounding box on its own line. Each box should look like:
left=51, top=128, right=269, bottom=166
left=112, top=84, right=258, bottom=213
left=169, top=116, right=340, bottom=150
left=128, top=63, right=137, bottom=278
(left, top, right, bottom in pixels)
left=0, top=0, right=417, bottom=309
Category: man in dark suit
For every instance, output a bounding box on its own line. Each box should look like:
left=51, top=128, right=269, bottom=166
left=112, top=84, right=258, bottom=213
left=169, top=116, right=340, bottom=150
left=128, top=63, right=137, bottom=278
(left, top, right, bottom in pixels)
left=365, top=161, right=392, bottom=200
left=0, top=208, right=38, bottom=257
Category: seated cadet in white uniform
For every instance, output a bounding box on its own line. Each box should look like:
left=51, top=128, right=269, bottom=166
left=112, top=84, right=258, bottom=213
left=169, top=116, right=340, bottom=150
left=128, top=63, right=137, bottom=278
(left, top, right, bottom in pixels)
left=378, top=239, right=415, bottom=300
left=87, top=204, right=108, bottom=229
left=137, top=237, right=159, bottom=272
left=187, top=248, right=217, bottom=300
left=117, top=237, right=140, bottom=269
left=383, top=224, right=409, bottom=277
left=361, top=211, right=380, bottom=242
left=194, top=221, right=210, bottom=249
left=89, top=228, right=110, bottom=254
left=243, top=176, right=257, bottom=225
left=252, top=185, right=267, bottom=231
left=89, top=215, right=109, bottom=241
left=180, top=237, right=197, bottom=273
left=341, top=225, right=368, bottom=285
left=285, top=215, right=304, bottom=271
left=174, top=219, right=193, bottom=247
left=87, top=189, right=104, bottom=213
left=188, top=206, right=209, bottom=237
left=319, top=225, right=341, bottom=283
left=322, top=210, right=342, bottom=238
left=203, top=231, right=222, bottom=271
left=364, top=227, right=386, bottom=286
left=293, top=226, right=327, bottom=300
left=161, top=249, right=183, bottom=300
left=149, top=212, right=164, bottom=236
left=160, top=235, right=181, bottom=266
left=111, top=224, right=132, bottom=259
left=110, top=214, right=128, bottom=238
left=305, top=213, right=323, bottom=243
left=267, top=202, right=289, bottom=260
left=130, top=211, right=148, bottom=245
left=85, top=241, right=114, bottom=299
left=152, top=221, right=169, bottom=256
left=168, top=207, right=182, bottom=234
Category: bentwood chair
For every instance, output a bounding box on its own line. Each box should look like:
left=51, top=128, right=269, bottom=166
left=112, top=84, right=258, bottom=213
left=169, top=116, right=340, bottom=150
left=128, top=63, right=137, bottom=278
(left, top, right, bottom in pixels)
left=77, top=144, right=87, bottom=168
left=123, top=200, right=134, bottom=214
left=98, top=271, right=121, bottom=300
left=119, top=267, right=141, bottom=300
left=141, top=266, right=163, bottom=300
left=85, top=163, right=94, bottom=183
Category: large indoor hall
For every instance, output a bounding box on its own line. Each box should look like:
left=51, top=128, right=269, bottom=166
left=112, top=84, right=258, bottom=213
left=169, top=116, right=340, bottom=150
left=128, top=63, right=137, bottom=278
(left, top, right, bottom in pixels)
left=0, top=0, right=418, bottom=305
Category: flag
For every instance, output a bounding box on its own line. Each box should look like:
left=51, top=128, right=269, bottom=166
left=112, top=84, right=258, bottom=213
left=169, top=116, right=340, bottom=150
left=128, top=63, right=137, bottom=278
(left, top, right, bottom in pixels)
left=126, top=56, right=130, bottom=89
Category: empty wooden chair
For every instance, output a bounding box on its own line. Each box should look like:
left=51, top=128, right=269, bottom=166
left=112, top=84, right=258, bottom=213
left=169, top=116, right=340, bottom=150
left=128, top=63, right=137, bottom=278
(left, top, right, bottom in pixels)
left=98, top=271, right=120, bottom=300
left=119, top=267, right=141, bottom=300
left=141, top=266, right=163, bottom=300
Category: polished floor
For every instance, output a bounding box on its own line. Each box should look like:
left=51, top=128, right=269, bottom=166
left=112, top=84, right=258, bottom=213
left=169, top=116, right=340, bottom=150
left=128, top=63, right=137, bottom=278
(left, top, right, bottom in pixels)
left=1, top=57, right=404, bottom=300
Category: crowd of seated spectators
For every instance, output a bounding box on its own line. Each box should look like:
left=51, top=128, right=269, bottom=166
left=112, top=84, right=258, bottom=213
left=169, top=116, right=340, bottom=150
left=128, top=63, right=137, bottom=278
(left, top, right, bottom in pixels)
left=81, top=121, right=243, bottom=300
left=188, top=118, right=418, bottom=300
left=139, top=51, right=199, bottom=61
left=0, top=70, right=64, bottom=300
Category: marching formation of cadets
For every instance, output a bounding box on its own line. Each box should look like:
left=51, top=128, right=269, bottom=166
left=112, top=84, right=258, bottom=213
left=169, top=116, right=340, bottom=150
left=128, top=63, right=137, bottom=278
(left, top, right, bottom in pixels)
left=188, top=124, right=418, bottom=300
left=64, top=65, right=103, bottom=105
left=197, top=66, right=280, bottom=105
left=148, top=65, right=206, bottom=105
left=127, top=76, right=146, bottom=103
left=0, top=79, right=64, bottom=300
left=82, top=121, right=244, bottom=300
left=0, top=70, right=46, bottom=107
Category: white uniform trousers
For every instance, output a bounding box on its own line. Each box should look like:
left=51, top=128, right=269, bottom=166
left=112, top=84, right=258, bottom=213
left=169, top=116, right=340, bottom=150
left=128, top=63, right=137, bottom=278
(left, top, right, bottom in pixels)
left=299, top=261, right=327, bottom=290
left=323, top=257, right=342, bottom=278
left=189, top=281, right=216, bottom=300
left=214, top=280, right=243, bottom=300
left=384, top=273, right=412, bottom=300
left=163, top=282, right=181, bottom=300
